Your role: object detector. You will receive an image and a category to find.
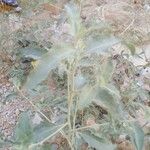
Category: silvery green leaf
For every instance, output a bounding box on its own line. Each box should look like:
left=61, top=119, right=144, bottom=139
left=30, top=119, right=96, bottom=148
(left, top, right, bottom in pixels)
left=86, top=36, right=119, bottom=54
left=17, top=47, right=48, bottom=60
left=94, top=86, right=122, bottom=116
left=65, top=4, right=81, bottom=36
left=32, top=123, right=60, bottom=143
left=75, top=133, right=85, bottom=150
left=78, top=86, right=97, bottom=109
left=24, top=45, right=75, bottom=89
left=130, top=123, right=144, bottom=150
left=14, top=112, right=33, bottom=145
left=80, top=132, right=116, bottom=150
left=99, top=58, right=116, bottom=86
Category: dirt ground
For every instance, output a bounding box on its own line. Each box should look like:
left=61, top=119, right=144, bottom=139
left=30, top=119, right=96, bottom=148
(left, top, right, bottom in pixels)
left=0, top=0, right=150, bottom=149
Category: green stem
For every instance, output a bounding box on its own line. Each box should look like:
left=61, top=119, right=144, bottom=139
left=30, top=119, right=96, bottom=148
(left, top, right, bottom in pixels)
left=67, top=61, right=76, bottom=146
left=72, top=99, right=78, bottom=145
left=67, top=69, right=72, bottom=138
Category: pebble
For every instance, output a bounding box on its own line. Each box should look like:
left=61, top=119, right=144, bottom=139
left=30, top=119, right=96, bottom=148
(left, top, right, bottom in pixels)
left=15, top=6, right=22, bottom=12
left=15, top=109, right=20, bottom=116
left=144, top=4, right=150, bottom=11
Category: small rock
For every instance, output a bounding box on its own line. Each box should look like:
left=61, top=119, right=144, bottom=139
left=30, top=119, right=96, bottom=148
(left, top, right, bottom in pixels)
left=81, top=14, right=86, bottom=20
left=15, top=6, right=22, bottom=12
left=144, top=4, right=150, bottom=11
left=15, top=109, right=20, bottom=116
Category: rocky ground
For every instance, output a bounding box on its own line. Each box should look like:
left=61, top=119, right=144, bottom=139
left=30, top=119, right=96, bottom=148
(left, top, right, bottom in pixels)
left=0, top=0, right=150, bottom=149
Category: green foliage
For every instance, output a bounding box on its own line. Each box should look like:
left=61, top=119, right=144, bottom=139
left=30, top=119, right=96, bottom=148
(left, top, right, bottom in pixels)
left=94, top=86, right=121, bottom=116
left=14, top=112, right=33, bottom=146
left=13, top=112, right=65, bottom=149
left=32, top=123, right=61, bottom=143
left=86, top=36, right=119, bottom=54
left=80, top=132, right=116, bottom=150
left=98, top=58, right=116, bottom=86
left=24, top=44, right=75, bottom=89
left=78, top=85, right=97, bottom=109
left=130, top=123, right=145, bottom=150
left=17, top=47, right=48, bottom=60
left=65, top=4, right=82, bottom=36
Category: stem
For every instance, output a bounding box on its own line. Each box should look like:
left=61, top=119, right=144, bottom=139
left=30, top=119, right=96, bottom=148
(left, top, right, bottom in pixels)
left=67, top=61, right=76, bottom=144
left=72, top=99, right=78, bottom=144
left=67, top=68, right=72, bottom=137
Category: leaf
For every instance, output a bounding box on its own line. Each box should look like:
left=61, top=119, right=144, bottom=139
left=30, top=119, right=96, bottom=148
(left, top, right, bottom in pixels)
left=78, top=84, right=122, bottom=114
left=99, top=58, right=116, bottom=86
left=0, top=139, right=7, bottom=148
left=14, top=112, right=33, bottom=146
left=75, top=134, right=85, bottom=150
left=78, top=86, right=97, bottom=109
left=80, top=132, right=116, bottom=150
left=14, top=113, right=61, bottom=147
left=32, top=123, right=60, bottom=143
left=24, top=45, right=75, bottom=89
left=130, top=123, right=144, bottom=150
left=94, top=86, right=121, bottom=115
left=86, top=36, right=119, bottom=54
left=17, top=47, right=48, bottom=60
left=65, top=4, right=81, bottom=36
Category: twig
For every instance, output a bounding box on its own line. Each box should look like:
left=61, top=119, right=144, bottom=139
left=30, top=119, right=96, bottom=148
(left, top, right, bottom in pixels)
left=45, top=3, right=64, bottom=11
left=120, top=18, right=135, bottom=35
left=72, top=99, right=78, bottom=144
left=101, top=5, right=106, bottom=21
left=142, top=48, right=149, bottom=63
